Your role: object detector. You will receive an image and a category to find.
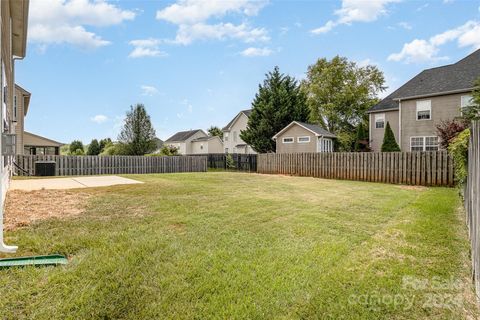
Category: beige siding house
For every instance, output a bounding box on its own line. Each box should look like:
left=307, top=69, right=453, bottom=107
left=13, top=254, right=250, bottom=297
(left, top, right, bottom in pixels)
left=222, top=109, right=256, bottom=154
left=273, top=121, right=335, bottom=154
left=165, top=129, right=223, bottom=155
left=191, top=136, right=223, bottom=154
left=368, top=49, right=480, bottom=152
left=1, top=0, right=29, bottom=253
left=13, top=84, right=30, bottom=154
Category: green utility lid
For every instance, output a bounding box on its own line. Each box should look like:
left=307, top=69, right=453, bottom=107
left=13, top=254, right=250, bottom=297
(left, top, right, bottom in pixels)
left=0, top=254, right=68, bottom=269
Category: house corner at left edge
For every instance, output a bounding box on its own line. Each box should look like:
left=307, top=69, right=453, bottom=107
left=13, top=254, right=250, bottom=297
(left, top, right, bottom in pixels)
left=0, top=0, right=29, bottom=253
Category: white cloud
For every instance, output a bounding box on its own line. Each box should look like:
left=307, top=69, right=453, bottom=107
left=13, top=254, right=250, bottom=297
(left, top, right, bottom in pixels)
left=91, top=114, right=108, bottom=124
left=29, top=0, right=136, bottom=49
left=240, top=47, right=272, bottom=57
left=398, top=22, right=412, bottom=30
left=388, top=20, right=480, bottom=63
left=128, top=38, right=168, bottom=58
left=141, top=85, right=159, bottom=96
left=311, top=0, right=400, bottom=35
left=187, top=104, right=193, bottom=113
left=156, top=0, right=269, bottom=45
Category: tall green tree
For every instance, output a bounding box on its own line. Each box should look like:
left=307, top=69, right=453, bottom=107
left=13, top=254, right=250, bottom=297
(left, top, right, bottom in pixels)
left=69, top=140, right=84, bottom=155
left=87, top=139, right=101, bottom=155
left=118, top=104, right=157, bottom=155
left=354, top=123, right=369, bottom=152
left=381, top=122, right=400, bottom=152
left=99, top=138, right=112, bottom=152
left=240, top=66, right=310, bottom=153
left=462, top=77, right=480, bottom=121
left=303, top=56, right=385, bottom=150
left=208, top=126, right=223, bottom=139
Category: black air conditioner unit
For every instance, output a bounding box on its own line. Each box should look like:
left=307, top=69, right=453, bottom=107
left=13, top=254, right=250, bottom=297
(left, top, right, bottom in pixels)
left=35, top=161, right=56, bottom=176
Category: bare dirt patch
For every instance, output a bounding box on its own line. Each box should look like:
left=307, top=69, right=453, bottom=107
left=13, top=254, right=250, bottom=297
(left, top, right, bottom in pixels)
left=4, top=189, right=91, bottom=231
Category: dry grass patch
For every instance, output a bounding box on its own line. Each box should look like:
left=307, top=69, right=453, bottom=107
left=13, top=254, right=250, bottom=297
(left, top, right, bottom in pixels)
left=4, top=189, right=91, bottom=230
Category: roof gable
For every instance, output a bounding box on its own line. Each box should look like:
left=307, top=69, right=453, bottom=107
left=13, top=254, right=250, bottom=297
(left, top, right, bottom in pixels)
left=370, top=49, right=480, bottom=113
left=165, top=129, right=206, bottom=142
left=222, top=109, right=252, bottom=131
left=272, top=121, right=336, bottom=139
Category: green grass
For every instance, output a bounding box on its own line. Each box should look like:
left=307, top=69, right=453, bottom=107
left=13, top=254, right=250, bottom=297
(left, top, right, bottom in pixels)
left=0, top=172, right=477, bottom=319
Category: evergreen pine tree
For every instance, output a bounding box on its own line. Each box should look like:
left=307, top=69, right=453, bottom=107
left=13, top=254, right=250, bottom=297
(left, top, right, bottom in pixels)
left=87, top=139, right=101, bottom=155
left=240, top=66, right=310, bottom=153
left=354, top=123, right=368, bottom=152
left=381, top=122, right=400, bottom=152
left=118, top=104, right=157, bottom=155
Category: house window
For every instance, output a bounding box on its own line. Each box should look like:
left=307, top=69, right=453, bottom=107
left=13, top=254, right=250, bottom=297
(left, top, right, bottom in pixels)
left=297, top=136, right=310, bottom=143
left=416, top=100, right=431, bottom=120
left=461, top=95, right=474, bottom=115
left=224, top=132, right=229, bottom=141
left=375, top=113, right=385, bottom=129
left=200, top=144, right=203, bottom=150
left=282, top=137, right=294, bottom=143
left=410, top=136, right=438, bottom=152
left=320, top=138, right=333, bottom=152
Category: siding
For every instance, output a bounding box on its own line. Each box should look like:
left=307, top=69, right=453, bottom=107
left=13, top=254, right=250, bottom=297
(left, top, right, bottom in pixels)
left=223, top=113, right=256, bottom=154
left=275, top=124, right=317, bottom=153
left=369, top=109, right=400, bottom=152
left=14, top=86, right=25, bottom=154
left=400, top=93, right=465, bottom=151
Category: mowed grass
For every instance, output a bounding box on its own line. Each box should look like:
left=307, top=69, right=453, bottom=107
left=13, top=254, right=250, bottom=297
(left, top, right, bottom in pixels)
left=0, top=172, right=477, bottom=319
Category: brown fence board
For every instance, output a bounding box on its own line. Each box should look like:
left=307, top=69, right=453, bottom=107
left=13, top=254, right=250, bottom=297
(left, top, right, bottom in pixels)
left=257, top=151, right=453, bottom=187
left=14, top=155, right=207, bottom=176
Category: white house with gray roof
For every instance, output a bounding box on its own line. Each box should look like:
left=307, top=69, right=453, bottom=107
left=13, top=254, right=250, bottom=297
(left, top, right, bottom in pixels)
left=222, top=109, right=256, bottom=154
left=368, top=49, right=480, bottom=152
left=273, top=121, right=336, bottom=153
left=165, top=129, right=223, bottom=155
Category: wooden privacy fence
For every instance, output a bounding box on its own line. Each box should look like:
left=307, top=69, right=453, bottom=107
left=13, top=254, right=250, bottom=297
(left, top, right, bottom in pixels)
left=13, top=155, right=207, bottom=176
left=257, top=151, right=454, bottom=186
left=465, top=120, right=480, bottom=299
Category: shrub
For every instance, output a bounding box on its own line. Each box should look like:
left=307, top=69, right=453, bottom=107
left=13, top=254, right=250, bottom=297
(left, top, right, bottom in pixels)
left=69, top=140, right=84, bottom=155
left=448, top=128, right=470, bottom=186
left=436, top=119, right=469, bottom=149
left=87, top=139, right=101, bottom=155
left=354, top=123, right=369, bottom=152
left=100, top=143, right=129, bottom=156
left=225, top=154, right=235, bottom=169
left=381, top=122, right=400, bottom=152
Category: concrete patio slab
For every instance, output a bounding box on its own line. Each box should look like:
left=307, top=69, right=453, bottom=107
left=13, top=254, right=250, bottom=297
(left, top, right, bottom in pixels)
left=10, top=176, right=143, bottom=191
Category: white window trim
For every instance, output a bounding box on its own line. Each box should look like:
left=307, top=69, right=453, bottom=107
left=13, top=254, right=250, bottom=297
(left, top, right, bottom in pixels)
left=297, top=136, right=310, bottom=143
left=461, top=95, right=474, bottom=116
left=282, top=137, right=294, bottom=144
left=410, top=136, right=439, bottom=152
left=416, top=100, right=432, bottom=121
left=375, top=113, right=385, bottom=129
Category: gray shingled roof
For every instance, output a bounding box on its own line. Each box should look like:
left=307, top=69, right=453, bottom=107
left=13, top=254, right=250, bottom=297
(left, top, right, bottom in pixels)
left=370, top=49, right=480, bottom=113
left=295, top=122, right=336, bottom=138
left=165, top=129, right=204, bottom=142
left=191, top=136, right=215, bottom=142
left=222, top=109, right=252, bottom=131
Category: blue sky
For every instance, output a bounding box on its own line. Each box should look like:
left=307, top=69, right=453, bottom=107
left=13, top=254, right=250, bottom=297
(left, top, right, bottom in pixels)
left=17, top=0, right=480, bottom=143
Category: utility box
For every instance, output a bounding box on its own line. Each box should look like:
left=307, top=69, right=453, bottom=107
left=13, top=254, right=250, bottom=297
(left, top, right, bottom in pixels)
left=35, top=161, right=56, bottom=176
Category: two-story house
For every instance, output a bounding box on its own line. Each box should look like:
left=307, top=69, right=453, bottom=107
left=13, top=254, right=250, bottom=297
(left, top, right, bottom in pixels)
left=13, top=84, right=63, bottom=155
left=165, top=129, right=223, bottom=155
left=1, top=0, right=29, bottom=253
left=368, top=49, right=479, bottom=152
left=222, top=109, right=256, bottom=154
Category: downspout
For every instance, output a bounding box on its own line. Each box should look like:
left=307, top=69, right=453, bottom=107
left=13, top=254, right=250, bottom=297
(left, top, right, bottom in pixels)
left=398, top=99, right=402, bottom=150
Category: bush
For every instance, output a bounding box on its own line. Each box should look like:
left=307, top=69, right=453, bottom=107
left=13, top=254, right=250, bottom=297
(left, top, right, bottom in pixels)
left=100, top=143, right=129, bottom=156
left=226, top=154, right=235, bottom=169
left=69, top=140, right=84, bottom=155
left=436, top=119, right=469, bottom=149
left=381, top=122, right=400, bottom=152
left=87, top=139, right=101, bottom=155
left=448, top=128, right=470, bottom=186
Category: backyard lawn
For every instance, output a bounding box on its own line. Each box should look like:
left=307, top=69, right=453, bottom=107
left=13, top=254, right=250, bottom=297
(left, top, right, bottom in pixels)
left=0, top=172, right=478, bottom=319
